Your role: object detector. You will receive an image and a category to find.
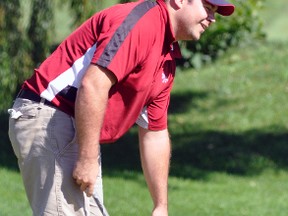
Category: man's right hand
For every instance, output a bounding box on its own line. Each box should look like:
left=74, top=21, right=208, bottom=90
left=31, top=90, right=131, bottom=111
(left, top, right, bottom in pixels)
left=152, top=205, right=168, bottom=216
left=73, top=158, right=99, bottom=197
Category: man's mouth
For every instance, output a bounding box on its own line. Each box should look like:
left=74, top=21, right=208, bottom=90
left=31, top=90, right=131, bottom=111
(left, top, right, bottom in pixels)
left=201, top=23, right=208, bottom=31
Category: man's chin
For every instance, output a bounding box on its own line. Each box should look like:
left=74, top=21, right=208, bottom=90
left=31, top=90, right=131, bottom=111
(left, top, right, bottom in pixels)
left=177, top=33, right=201, bottom=41
left=191, top=34, right=201, bottom=41
left=189, top=31, right=202, bottom=41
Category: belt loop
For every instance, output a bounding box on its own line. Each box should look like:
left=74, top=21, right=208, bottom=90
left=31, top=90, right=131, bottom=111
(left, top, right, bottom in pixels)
left=16, top=89, right=23, bottom=98
left=40, top=98, right=46, bottom=106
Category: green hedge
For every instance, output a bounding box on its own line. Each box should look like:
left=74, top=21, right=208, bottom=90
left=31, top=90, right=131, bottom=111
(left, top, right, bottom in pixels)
left=0, top=1, right=32, bottom=111
left=179, top=0, right=266, bottom=69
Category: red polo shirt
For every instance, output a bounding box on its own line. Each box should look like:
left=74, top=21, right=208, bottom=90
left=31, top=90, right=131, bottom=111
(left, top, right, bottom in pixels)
left=22, top=0, right=182, bottom=143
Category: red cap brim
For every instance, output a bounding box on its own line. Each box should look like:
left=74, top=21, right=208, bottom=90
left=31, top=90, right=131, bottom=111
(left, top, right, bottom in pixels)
left=206, top=0, right=235, bottom=16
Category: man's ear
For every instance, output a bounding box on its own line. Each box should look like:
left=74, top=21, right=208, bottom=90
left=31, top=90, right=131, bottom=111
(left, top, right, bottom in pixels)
left=171, top=0, right=184, bottom=9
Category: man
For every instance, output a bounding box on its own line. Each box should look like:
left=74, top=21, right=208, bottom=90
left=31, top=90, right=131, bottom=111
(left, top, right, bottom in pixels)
left=8, top=0, right=234, bottom=215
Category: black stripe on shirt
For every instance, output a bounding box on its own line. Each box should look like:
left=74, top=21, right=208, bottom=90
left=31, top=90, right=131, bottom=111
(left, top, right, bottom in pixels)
left=96, top=0, right=158, bottom=67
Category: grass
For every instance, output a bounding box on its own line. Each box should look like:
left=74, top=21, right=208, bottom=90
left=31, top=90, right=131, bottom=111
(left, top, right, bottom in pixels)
left=171, top=170, right=288, bottom=216
left=0, top=168, right=31, bottom=215
left=260, top=0, right=288, bottom=41
left=1, top=1, right=288, bottom=215
left=2, top=41, right=286, bottom=215
left=102, top=169, right=288, bottom=216
left=171, top=42, right=288, bottom=132
left=100, top=41, right=288, bottom=215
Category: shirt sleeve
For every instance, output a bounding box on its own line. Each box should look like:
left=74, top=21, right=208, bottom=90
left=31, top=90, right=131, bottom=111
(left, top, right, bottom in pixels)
left=90, top=2, right=159, bottom=83
left=136, top=83, right=172, bottom=131
left=146, top=86, right=172, bottom=131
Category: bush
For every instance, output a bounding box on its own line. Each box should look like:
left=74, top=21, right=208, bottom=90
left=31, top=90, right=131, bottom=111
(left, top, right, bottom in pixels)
left=179, top=0, right=266, bottom=69
left=0, top=0, right=33, bottom=111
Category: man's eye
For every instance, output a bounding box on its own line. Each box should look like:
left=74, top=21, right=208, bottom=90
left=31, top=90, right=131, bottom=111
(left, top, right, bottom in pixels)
left=205, top=7, right=211, bottom=12
left=204, top=6, right=211, bottom=10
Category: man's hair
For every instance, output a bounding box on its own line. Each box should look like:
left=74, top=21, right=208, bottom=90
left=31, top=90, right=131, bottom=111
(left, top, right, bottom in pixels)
left=165, top=0, right=194, bottom=3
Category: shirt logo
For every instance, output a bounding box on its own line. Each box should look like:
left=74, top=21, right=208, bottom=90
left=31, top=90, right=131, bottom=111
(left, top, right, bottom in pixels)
left=162, top=72, right=169, bottom=83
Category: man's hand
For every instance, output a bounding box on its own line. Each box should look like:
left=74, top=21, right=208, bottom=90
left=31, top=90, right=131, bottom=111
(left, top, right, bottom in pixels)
left=152, top=205, right=168, bottom=216
left=73, top=158, right=99, bottom=197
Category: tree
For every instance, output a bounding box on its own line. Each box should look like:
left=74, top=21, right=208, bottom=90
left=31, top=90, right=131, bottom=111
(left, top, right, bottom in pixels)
left=69, top=0, right=103, bottom=26
left=28, top=0, right=54, bottom=66
left=0, top=0, right=32, bottom=110
left=0, top=0, right=55, bottom=111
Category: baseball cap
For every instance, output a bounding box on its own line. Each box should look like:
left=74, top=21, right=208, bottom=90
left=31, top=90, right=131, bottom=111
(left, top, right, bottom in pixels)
left=205, top=0, right=235, bottom=16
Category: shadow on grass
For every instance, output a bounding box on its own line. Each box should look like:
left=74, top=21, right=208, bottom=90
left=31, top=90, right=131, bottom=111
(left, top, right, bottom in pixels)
left=169, top=90, right=209, bottom=114
left=102, top=89, right=288, bottom=179
left=101, top=126, right=288, bottom=180
left=1, top=90, right=287, bottom=181
left=0, top=112, right=19, bottom=170
left=170, top=128, right=288, bottom=179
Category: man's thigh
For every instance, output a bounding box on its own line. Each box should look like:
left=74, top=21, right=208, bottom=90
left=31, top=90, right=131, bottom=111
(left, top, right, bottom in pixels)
left=8, top=98, right=108, bottom=215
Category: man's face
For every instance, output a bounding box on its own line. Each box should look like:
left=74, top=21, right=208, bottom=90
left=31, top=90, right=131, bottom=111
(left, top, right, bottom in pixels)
left=174, top=0, right=218, bottom=41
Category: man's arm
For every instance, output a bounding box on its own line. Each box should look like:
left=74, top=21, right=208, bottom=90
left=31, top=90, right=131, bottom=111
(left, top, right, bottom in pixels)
left=73, top=64, right=116, bottom=196
left=138, top=127, right=171, bottom=216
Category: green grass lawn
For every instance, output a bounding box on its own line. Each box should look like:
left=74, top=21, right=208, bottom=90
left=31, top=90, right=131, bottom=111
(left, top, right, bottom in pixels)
left=1, top=40, right=287, bottom=215
left=0, top=168, right=31, bottom=215
left=1, top=1, right=288, bottom=215
left=104, top=169, right=288, bottom=216
left=260, top=0, right=288, bottom=41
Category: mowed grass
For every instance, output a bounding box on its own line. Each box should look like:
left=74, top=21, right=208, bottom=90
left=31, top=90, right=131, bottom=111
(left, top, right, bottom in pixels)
left=1, top=41, right=287, bottom=215
left=260, top=0, right=288, bottom=41
left=0, top=168, right=31, bottom=215
left=104, top=169, right=288, bottom=216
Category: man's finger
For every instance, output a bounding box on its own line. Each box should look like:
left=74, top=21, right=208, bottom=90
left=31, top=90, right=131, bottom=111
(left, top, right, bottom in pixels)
left=80, top=183, right=88, bottom=192
left=76, top=178, right=82, bottom=185
left=85, top=185, right=94, bottom=197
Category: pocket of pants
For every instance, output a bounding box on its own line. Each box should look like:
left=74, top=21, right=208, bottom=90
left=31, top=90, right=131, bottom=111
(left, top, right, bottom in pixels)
left=9, top=98, right=39, bottom=119
left=8, top=102, right=41, bottom=161
left=49, top=111, right=77, bottom=158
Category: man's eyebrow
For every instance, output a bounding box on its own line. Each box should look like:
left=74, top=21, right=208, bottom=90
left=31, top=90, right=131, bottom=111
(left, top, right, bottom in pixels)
left=204, top=2, right=218, bottom=12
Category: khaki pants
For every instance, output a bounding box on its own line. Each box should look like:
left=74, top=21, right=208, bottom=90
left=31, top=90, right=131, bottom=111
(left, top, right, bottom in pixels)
left=8, top=98, right=109, bottom=216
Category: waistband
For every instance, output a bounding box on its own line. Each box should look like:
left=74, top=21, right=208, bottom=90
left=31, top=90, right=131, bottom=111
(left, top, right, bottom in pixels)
left=17, top=89, right=57, bottom=109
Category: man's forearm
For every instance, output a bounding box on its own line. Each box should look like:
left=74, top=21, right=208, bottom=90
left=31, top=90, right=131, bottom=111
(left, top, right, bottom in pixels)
left=75, top=68, right=108, bottom=158
left=75, top=64, right=116, bottom=158
left=73, top=64, right=116, bottom=196
left=138, top=127, right=171, bottom=214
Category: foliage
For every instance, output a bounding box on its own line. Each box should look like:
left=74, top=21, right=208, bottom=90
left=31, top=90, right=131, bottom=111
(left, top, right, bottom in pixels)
left=28, top=0, right=54, bottom=66
left=0, top=0, right=105, bottom=113
left=179, top=0, right=266, bottom=69
left=68, top=0, right=104, bottom=26
left=0, top=0, right=33, bottom=110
